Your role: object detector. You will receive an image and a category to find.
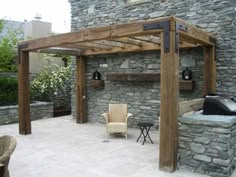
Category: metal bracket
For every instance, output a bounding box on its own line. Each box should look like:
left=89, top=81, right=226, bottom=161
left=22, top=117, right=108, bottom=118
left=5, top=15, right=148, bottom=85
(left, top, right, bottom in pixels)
left=175, top=22, right=188, bottom=53
left=143, top=20, right=188, bottom=53
left=17, top=43, right=28, bottom=64
left=143, top=20, right=170, bottom=53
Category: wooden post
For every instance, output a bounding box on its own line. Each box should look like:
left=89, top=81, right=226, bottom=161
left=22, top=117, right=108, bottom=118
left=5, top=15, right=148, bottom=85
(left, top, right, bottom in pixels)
left=75, top=56, right=87, bottom=123
left=18, top=51, right=31, bottom=134
left=159, top=30, right=179, bottom=172
left=204, top=46, right=216, bottom=95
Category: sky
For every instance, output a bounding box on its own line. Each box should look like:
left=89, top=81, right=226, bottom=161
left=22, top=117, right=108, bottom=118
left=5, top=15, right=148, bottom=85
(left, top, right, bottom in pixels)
left=0, top=0, right=71, bottom=33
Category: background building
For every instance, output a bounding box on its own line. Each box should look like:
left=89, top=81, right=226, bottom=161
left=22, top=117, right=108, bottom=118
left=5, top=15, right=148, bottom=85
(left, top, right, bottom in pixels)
left=23, top=20, right=64, bottom=74
left=0, top=19, right=64, bottom=74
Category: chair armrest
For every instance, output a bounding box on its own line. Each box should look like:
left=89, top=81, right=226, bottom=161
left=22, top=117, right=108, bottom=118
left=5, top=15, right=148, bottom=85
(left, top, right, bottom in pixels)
left=127, top=113, right=133, bottom=118
left=101, top=113, right=109, bottom=123
left=125, top=113, right=132, bottom=123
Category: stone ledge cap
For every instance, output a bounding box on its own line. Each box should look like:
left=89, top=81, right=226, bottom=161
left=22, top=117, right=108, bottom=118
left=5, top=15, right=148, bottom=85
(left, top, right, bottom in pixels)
left=179, top=113, right=236, bottom=128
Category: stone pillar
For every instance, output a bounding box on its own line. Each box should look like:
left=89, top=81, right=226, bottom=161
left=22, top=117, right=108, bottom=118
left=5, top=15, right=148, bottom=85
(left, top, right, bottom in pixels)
left=179, top=114, right=236, bottom=177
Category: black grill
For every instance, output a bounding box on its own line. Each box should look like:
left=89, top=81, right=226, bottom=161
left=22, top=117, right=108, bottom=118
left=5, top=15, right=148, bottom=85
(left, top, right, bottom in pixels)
left=203, top=96, right=236, bottom=115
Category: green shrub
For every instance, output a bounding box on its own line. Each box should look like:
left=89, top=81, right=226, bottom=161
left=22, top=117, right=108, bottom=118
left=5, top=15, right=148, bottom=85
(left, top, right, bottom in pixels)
left=0, top=77, right=18, bottom=106
left=30, top=65, right=71, bottom=109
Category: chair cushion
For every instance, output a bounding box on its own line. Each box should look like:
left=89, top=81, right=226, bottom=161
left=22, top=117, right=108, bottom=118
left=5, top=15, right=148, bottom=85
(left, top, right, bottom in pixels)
left=107, top=122, right=127, bottom=133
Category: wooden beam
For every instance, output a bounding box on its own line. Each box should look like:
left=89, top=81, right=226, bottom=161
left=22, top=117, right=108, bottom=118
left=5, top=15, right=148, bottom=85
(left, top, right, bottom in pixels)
left=176, top=18, right=215, bottom=46
left=76, top=56, right=87, bottom=123
left=159, top=30, right=179, bottom=172
left=204, top=45, right=216, bottom=95
left=19, top=17, right=172, bottom=51
left=18, top=51, right=31, bottom=134
left=36, top=47, right=79, bottom=55
left=80, top=43, right=160, bottom=56
left=179, top=32, right=214, bottom=46
left=179, top=98, right=204, bottom=116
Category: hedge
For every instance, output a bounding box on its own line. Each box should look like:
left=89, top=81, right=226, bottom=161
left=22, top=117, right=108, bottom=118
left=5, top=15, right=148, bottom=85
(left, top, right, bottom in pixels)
left=0, top=76, right=18, bottom=106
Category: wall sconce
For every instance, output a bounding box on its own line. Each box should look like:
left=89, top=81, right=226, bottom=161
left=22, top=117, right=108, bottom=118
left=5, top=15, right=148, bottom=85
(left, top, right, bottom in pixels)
left=92, top=70, right=101, bottom=80
left=182, top=67, right=192, bottom=80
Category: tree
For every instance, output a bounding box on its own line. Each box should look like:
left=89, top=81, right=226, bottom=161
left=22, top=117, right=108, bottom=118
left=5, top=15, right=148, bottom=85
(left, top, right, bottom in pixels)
left=0, top=19, right=3, bottom=32
left=0, top=20, right=23, bottom=72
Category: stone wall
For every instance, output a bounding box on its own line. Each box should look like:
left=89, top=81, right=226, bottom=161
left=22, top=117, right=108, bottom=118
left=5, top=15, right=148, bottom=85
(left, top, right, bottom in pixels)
left=0, top=72, right=17, bottom=78
left=69, top=0, right=236, bottom=125
left=179, top=113, right=236, bottom=177
left=0, top=101, right=53, bottom=125
left=71, top=49, right=203, bottom=127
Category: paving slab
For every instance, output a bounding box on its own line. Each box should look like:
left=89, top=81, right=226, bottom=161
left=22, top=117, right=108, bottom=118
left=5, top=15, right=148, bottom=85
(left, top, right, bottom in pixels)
left=0, top=116, right=215, bottom=177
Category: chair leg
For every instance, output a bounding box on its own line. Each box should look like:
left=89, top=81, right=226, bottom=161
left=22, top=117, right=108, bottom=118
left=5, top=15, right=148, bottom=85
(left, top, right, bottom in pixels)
left=106, top=132, right=108, bottom=139
left=0, top=165, right=4, bottom=177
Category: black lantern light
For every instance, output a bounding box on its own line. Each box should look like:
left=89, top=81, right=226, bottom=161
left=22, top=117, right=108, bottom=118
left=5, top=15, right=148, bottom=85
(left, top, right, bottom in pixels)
left=182, top=67, right=192, bottom=80
left=92, top=70, right=101, bottom=80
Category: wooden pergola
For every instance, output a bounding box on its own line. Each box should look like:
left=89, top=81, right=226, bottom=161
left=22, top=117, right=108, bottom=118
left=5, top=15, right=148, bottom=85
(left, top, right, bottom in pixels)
left=17, top=16, right=216, bottom=172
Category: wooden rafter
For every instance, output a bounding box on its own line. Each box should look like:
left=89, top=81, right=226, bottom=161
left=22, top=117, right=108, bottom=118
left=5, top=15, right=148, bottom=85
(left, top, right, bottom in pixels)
left=131, top=36, right=161, bottom=44
left=19, top=17, right=170, bottom=52
left=110, top=38, right=143, bottom=47
left=18, top=16, right=215, bottom=54
left=92, top=40, right=129, bottom=48
left=80, top=43, right=160, bottom=56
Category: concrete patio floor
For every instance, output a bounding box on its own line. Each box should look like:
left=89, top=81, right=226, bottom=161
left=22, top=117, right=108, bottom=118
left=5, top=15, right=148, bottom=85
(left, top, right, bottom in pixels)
left=0, top=116, right=225, bottom=177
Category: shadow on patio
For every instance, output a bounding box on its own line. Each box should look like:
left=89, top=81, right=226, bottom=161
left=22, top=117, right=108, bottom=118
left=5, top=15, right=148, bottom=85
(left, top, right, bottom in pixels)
left=0, top=116, right=210, bottom=177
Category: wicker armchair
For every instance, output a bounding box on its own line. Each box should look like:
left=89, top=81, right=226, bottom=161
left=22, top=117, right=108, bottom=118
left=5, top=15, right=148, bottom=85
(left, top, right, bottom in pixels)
left=102, top=104, right=132, bottom=139
left=0, top=135, right=17, bottom=177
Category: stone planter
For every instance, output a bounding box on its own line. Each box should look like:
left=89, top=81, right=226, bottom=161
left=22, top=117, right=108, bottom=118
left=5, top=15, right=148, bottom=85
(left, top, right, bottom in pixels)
left=0, top=101, right=53, bottom=125
left=53, top=106, right=71, bottom=117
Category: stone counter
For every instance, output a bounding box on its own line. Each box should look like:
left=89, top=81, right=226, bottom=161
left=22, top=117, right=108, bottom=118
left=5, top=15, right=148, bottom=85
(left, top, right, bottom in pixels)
left=179, top=113, right=236, bottom=177
left=0, top=101, right=53, bottom=125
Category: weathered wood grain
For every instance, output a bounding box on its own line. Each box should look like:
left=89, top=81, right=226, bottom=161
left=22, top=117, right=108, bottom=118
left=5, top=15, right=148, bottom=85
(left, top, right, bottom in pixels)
left=76, top=56, right=87, bottom=123
left=159, top=30, right=179, bottom=172
left=18, top=51, right=31, bottom=134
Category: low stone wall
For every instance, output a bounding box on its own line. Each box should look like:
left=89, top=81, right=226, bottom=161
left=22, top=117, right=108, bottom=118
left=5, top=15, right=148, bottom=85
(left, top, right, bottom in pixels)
left=0, top=101, right=53, bottom=125
left=179, top=113, right=236, bottom=177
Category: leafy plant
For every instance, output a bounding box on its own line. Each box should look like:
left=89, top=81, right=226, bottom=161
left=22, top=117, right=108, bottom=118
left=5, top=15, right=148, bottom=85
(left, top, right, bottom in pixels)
left=30, top=63, right=71, bottom=109
left=0, top=19, right=23, bottom=72
left=0, top=77, right=18, bottom=106
left=0, top=20, right=3, bottom=32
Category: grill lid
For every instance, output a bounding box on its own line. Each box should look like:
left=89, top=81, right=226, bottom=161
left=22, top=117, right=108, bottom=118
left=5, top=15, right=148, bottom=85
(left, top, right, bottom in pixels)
left=203, top=96, right=236, bottom=115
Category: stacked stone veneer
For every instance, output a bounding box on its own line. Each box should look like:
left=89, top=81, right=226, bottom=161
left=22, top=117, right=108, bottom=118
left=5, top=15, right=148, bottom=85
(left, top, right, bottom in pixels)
left=69, top=0, right=236, bottom=126
left=179, top=114, right=236, bottom=177
left=0, top=101, right=53, bottom=125
left=71, top=49, right=204, bottom=127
